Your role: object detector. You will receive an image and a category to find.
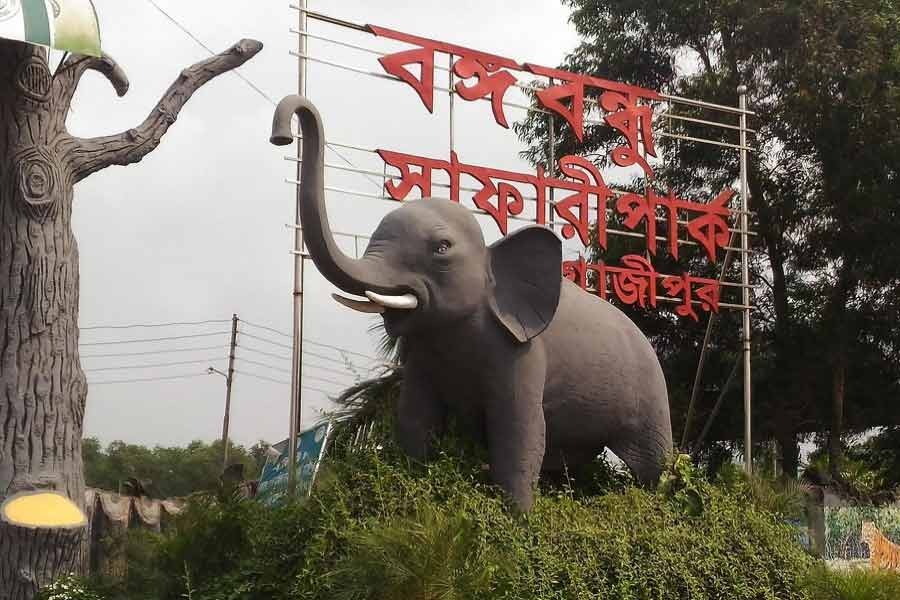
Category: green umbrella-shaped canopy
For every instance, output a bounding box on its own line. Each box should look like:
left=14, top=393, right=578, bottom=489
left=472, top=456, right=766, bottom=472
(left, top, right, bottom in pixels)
left=0, top=0, right=100, bottom=56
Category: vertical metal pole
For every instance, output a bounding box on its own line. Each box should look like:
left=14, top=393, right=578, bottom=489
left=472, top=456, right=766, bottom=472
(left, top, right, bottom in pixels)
left=547, top=78, right=556, bottom=230
left=738, top=85, right=752, bottom=474
left=449, top=54, right=455, bottom=153
left=222, top=314, right=238, bottom=468
left=288, top=0, right=309, bottom=495
left=681, top=233, right=739, bottom=449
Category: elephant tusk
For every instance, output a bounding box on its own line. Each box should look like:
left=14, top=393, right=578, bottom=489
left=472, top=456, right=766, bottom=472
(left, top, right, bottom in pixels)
left=365, top=291, right=419, bottom=310
left=331, top=293, right=385, bottom=314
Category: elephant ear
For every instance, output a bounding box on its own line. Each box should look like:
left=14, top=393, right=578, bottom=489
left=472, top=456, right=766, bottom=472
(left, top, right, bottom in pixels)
left=488, top=226, right=563, bottom=343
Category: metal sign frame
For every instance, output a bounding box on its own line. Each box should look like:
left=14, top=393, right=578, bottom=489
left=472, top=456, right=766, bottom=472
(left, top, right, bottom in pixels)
left=285, top=2, right=757, bottom=484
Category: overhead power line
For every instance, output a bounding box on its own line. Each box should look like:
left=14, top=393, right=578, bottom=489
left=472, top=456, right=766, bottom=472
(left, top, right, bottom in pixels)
left=235, top=344, right=291, bottom=362
left=234, top=369, right=291, bottom=386
left=88, top=373, right=337, bottom=396
left=303, top=348, right=357, bottom=366
left=80, top=332, right=229, bottom=346
left=81, top=345, right=227, bottom=359
left=81, top=319, right=229, bottom=330
left=238, top=344, right=372, bottom=372
left=238, top=357, right=292, bottom=375
left=241, top=320, right=379, bottom=360
left=88, top=373, right=208, bottom=385
left=142, top=0, right=382, bottom=190
left=144, top=0, right=276, bottom=104
left=240, top=319, right=291, bottom=339
left=303, top=385, right=341, bottom=396
left=302, top=361, right=359, bottom=380
left=233, top=369, right=349, bottom=390
left=239, top=332, right=293, bottom=351
left=83, top=358, right=224, bottom=373
left=242, top=325, right=380, bottom=362
left=305, top=339, right=377, bottom=361
left=80, top=320, right=378, bottom=365
left=305, top=373, right=351, bottom=388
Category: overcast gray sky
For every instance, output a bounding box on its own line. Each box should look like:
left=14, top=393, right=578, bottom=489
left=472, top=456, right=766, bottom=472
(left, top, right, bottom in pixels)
left=75, top=1, right=580, bottom=448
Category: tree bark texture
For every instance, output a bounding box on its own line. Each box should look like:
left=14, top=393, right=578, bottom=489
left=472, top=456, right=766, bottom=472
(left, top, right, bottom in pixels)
left=0, top=37, right=261, bottom=599
left=826, top=260, right=855, bottom=482
left=829, top=354, right=847, bottom=480
left=777, top=430, right=800, bottom=479
left=0, top=524, right=85, bottom=599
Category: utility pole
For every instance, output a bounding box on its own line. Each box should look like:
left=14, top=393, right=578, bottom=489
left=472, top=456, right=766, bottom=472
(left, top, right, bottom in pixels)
left=222, top=314, right=239, bottom=468
left=288, top=0, right=309, bottom=496
left=738, top=85, right=753, bottom=474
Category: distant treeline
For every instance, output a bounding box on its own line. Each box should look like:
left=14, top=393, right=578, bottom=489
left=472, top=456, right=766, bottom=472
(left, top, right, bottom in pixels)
left=83, top=437, right=270, bottom=498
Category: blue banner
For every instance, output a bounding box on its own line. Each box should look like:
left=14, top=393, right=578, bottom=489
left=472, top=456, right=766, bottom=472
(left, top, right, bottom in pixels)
left=257, top=422, right=331, bottom=507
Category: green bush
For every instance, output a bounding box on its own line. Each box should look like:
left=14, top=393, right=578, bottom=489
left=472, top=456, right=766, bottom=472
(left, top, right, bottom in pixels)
left=335, top=445, right=813, bottom=599
left=36, top=575, right=103, bottom=600
left=326, top=504, right=507, bottom=600
left=716, top=462, right=812, bottom=522
left=804, top=564, right=900, bottom=600
left=88, top=529, right=167, bottom=600
left=106, top=372, right=814, bottom=600
left=135, top=427, right=813, bottom=600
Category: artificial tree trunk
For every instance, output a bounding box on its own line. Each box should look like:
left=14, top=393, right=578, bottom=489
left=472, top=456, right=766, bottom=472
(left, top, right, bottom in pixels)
left=0, top=37, right=261, bottom=599
left=825, top=261, right=855, bottom=483
left=829, top=352, right=847, bottom=481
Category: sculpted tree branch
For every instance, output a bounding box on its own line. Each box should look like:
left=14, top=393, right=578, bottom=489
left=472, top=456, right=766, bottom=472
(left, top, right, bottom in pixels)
left=52, top=52, right=130, bottom=119
left=70, top=38, right=263, bottom=182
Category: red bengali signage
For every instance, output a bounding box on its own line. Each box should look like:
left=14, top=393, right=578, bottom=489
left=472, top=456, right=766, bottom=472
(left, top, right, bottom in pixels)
left=564, top=255, right=720, bottom=321
left=365, top=24, right=741, bottom=319
left=368, top=24, right=661, bottom=178
left=377, top=149, right=734, bottom=262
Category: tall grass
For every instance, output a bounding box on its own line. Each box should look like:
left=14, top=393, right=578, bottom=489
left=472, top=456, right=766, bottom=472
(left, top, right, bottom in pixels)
left=805, top=564, right=900, bottom=600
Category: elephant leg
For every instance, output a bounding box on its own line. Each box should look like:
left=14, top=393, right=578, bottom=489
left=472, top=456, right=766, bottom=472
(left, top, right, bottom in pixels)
left=539, top=447, right=595, bottom=490
left=485, top=354, right=547, bottom=512
left=396, top=361, right=445, bottom=462
left=609, top=436, right=668, bottom=488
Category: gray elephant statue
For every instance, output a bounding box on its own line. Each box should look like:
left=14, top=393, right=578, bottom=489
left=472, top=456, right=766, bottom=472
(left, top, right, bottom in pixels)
left=271, top=96, right=673, bottom=511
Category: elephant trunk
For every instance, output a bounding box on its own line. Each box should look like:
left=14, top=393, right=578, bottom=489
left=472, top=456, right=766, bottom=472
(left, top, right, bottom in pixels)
left=270, top=96, right=403, bottom=298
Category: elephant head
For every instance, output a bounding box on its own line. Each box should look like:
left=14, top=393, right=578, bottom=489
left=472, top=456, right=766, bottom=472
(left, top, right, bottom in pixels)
left=271, top=96, right=563, bottom=342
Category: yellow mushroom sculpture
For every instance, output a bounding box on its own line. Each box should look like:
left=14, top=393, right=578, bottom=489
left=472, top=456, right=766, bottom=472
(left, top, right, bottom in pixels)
left=1, top=490, right=87, bottom=530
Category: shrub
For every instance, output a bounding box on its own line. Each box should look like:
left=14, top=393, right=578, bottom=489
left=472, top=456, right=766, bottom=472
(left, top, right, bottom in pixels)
left=326, top=504, right=507, bottom=600
left=803, top=564, right=900, bottom=600
left=36, top=575, right=103, bottom=600
left=127, top=370, right=815, bottom=600
left=716, top=462, right=812, bottom=521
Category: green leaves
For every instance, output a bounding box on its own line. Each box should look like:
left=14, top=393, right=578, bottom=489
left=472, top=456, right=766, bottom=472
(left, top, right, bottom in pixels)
left=803, top=563, right=900, bottom=600
left=518, top=0, right=900, bottom=464
left=326, top=506, right=506, bottom=600
left=93, top=424, right=816, bottom=600
left=658, top=453, right=707, bottom=516
left=82, top=438, right=270, bottom=498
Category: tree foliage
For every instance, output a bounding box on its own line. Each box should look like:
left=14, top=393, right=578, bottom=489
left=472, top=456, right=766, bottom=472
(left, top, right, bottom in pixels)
left=82, top=438, right=269, bottom=498
left=515, top=0, right=900, bottom=474
left=92, top=413, right=813, bottom=600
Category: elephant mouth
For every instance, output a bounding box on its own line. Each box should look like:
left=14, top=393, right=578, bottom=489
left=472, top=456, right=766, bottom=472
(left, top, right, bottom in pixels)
left=332, top=291, right=421, bottom=336
left=331, top=291, right=419, bottom=315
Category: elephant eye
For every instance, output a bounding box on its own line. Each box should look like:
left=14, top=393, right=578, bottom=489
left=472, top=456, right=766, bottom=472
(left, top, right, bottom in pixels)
left=434, top=240, right=452, bottom=255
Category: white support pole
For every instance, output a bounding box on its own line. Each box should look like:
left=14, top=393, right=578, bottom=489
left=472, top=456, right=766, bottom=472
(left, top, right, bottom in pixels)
left=288, top=0, right=309, bottom=495
left=448, top=53, right=455, bottom=154
left=738, top=85, right=752, bottom=474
